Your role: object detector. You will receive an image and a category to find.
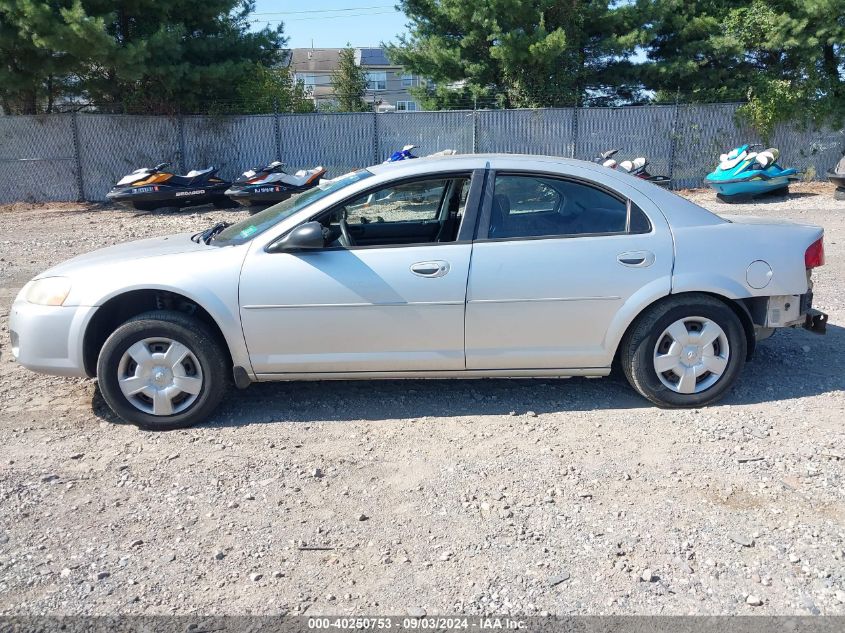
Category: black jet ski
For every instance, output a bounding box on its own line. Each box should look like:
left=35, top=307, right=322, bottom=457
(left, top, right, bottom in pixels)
left=225, top=161, right=327, bottom=207
left=593, top=148, right=672, bottom=188
left=827, top=155, right=845, bottom=201
left=106, top=162, right=235, bottom=210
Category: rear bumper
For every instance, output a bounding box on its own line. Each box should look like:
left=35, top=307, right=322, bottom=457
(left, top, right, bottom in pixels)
left=8, top=299, right=97, bottom=377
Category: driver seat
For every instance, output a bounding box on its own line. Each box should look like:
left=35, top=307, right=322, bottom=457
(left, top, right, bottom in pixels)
left=279, top=166, right=326, bottom=187
left=170, top=167, right=216, bottom=186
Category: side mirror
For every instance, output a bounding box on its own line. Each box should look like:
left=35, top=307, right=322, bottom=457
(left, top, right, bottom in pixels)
left=269, top=221, right=326, bottom=252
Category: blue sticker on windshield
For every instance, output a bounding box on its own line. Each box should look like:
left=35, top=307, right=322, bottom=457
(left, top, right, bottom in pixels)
left=239, top=225, right=259, bottom=238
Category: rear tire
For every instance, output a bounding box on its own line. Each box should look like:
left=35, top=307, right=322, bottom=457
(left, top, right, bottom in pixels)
left=620, top=295, right=746, bottom=408
left=96, top=311, right=230, bottom=430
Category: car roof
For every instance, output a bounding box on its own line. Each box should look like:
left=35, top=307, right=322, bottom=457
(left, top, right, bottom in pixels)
left=368, top=153, right=592, bottom=174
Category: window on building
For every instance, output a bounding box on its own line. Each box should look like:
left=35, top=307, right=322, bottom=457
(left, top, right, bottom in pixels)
left=295, top=73, right=317, bottom=91
left=401, top=73, right=414, bottom=88
left=396, top=101, right=419, bottom=112
left=366, top=71, right=387, bottom=91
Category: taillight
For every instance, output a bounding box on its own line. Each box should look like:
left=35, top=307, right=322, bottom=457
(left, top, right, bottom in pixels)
left=805, top=237, right=825, bottom=269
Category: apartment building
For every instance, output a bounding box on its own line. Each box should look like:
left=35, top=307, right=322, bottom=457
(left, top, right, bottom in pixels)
left=286, top=47, right=424, bottom=112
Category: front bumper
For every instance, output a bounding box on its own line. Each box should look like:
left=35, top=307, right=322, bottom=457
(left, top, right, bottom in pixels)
left=8, top=299, right=98, bottom=377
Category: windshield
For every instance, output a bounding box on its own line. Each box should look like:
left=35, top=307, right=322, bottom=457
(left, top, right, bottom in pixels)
left=213, top=169, right=373, bottom=244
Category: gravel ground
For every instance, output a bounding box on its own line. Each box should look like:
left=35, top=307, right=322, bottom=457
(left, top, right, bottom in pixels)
left=0, top=182, right=843, bottom=616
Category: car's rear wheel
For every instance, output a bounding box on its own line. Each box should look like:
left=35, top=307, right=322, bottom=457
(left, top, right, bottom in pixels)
left=620, top=295, right=746, bottom=407
left=96, top=311, right=229, bottom=430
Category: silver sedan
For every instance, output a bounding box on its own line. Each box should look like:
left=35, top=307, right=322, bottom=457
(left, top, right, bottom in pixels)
left=9, top=154, right=828, bottom=429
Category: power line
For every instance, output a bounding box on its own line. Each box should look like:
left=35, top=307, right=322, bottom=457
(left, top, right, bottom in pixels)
left=252, top=9, right=398, bottom=23
left=252, top=4, right=396, bottom=16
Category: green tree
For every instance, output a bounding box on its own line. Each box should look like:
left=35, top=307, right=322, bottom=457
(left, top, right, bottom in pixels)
left=637, top=0, right=844, bottom=134
left=330, top=45, right=369, bottom=112
left=0, top=0, right=287, bottom=114
left=235, top=64, right=313, bottom=114
left=83, top=0, right=286, bottom=113
left=635, top=0, right=752, bottom=103
left=734, top=0, right=844, bottom=134
left=0, top=0, right=112, bottom=113
left=387, top=0, right=643, bottom=108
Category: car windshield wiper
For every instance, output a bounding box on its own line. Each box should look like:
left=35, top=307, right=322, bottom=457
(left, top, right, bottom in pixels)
left=191, top=222, right=232, bottom=245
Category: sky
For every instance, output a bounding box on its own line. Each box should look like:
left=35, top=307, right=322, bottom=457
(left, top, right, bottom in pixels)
left=251, top=1, right=410, bottom=49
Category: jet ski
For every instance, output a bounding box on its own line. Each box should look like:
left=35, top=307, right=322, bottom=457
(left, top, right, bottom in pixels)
left=382, top=145, right=457, bottom=164
left=827, top=154, right=845, bottom=201
left=593, top=148, right=622, bottom=168
left=705, top=145, right=799, bottom=202
left=593, top=149, right=671, bottom=187
left=384, top=144, right=419, bottom=163
left=106, top=162, right=234, bottom=211
left=225, top=161, right=327, bottom=207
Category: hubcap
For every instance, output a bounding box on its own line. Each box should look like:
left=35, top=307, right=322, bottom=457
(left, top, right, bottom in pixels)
left=653, top=317, right=730, bottom=395
left=117, top=338, right=203, bottom=416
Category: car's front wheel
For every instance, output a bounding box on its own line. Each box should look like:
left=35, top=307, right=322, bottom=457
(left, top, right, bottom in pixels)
left=621, top=295, right=747, bottom=407
left=96, top=311, right=229, bottom=430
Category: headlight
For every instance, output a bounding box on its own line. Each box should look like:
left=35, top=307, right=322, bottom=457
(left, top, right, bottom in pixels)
left=24, top=277, right=72, bottom=306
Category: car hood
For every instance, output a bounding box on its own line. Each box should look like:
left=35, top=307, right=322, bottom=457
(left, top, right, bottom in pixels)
left=39, top=233, right=207, bottom=278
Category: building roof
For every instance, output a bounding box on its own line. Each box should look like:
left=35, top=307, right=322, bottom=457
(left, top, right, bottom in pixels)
left=355, top=48, right=392, bottom=67
left=284, top=47, right=399, bottom=72
left=287, top=48, right=342, bottom=72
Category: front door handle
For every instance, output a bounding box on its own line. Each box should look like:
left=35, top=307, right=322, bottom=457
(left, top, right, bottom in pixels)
left=617, top=250, right=655, bottom=267
left=410, top=260, right=450, bottom=277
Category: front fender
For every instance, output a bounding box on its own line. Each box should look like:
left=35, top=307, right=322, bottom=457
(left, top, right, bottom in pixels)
left=69, top=246, right=253, bottom=378
left=87, top=281, right=252, bottom=375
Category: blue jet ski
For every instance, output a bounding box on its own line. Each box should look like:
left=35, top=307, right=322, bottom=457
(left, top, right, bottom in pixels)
left=705, top=145, right=799, bottom=202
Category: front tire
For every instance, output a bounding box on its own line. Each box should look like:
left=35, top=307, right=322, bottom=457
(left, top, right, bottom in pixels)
left=620, top=295, right=746, bottom=408
left=96, top=311, right=229, bottom=430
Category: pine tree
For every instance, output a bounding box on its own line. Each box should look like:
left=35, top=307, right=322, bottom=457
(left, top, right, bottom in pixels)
left=0, top=0, right=287, bottom=114
left=386, top=0, right=643, bottom=109
left=637, top=0, right=844, bottom=133
left=0, top=0, right=111, bottom=113
left=330, top=45, right=369, bottom=112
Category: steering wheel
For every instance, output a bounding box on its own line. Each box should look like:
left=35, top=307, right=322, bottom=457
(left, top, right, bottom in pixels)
left=339, top=216, right=356, bottom=247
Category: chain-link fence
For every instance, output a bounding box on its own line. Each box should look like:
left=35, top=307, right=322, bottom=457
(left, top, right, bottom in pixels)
left=1, top=104, right=843, bottom=203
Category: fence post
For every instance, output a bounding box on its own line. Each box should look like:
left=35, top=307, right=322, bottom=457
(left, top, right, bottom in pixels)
left=472, top=96, right=479, bottom=153
left=373, top=109, right=379, bottom=164
left=273, top=98, right=282, bottom=161
left=667, top=95, right=681, bottom=189
left=570, top=104, right=579, bottom=159
left=177, top=114, right=186, bottom=174
left=70, top=111, right=85, bottom=201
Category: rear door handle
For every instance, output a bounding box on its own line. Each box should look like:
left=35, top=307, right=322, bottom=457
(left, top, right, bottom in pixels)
left=410, top=260, right=450, bottom=277
left=617, top=251, right=655, bottom=267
